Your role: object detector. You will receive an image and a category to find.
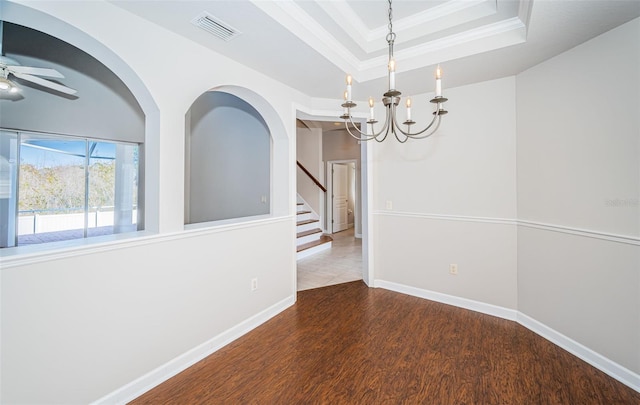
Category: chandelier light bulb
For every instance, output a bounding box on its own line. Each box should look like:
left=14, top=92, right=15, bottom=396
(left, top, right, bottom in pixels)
left=435, top=65, right=442, bottom=97
left=388, top=58, right=396, bottom=90
left=406, top=98, right=412, bottom=121
left=369, top=96, right=375, bottom=120
left=345, top=74, right=353, bottom=101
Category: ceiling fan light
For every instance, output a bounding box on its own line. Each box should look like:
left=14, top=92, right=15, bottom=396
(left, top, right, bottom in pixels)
left=0, top=78, right=11, bottom=90
left=0, top=76, right=19, bottom=93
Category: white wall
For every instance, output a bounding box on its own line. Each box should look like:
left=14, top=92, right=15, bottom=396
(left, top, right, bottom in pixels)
left=296, top=126, right=322, bottom=214
left=187, top=91, right=270, bottom=223
left=373, top=77, right=518, bottom=309
left=0, top=1, right=303, bottom=403
left=516, top=18, right=640, bottom=374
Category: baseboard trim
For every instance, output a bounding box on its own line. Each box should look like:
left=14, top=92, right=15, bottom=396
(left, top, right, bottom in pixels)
left=374, top=279, right=639, bottom=393
left=374, top=280, right=518, bottom=321
left=91, top=294, right=296, bottom=405
left=517, top=312, right=640, bottom=392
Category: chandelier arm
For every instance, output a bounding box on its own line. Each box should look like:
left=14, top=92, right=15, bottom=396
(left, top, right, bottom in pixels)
left=344, top=105, right=394, bottom=141
left=390, top=104, right=409, bottom=143
left=344, top=122, right=377, bottom=141
left=374, top=106, right=393, bottom=143
left=373, top=107, right=394, bottom=143
left=407, top=115, right=443, bottom=140
left=375, top=123, right=391, bottom=143
left=345, top=113, right=373, bottom=137
left=393, top=126, right=410, bottom=143
left=392, top=104, right=441, bottom=138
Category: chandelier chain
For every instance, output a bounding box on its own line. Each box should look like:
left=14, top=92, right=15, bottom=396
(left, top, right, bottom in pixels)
left=388, top=0, right=393, bottom=35
left=386, top=0, right=396, bottom=46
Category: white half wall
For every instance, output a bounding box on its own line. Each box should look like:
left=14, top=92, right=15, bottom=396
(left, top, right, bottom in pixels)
left=1, top=218, right=295, bottom=404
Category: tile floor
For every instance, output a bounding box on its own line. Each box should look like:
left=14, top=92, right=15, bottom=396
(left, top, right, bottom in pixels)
left=296, top=227, right=363, bottom=291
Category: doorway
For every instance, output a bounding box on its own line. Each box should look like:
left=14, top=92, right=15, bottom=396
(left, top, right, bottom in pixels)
left=295, top=113, right=369, bottom=290
left=327, top=160, right=357, bottom=235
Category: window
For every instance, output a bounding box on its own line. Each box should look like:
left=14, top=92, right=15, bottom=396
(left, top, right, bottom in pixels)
left=0, top=130, right=140, bottom=248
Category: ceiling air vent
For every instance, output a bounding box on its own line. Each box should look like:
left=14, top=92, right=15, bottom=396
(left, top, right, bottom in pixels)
left=191, top=12, right=241, bottom=41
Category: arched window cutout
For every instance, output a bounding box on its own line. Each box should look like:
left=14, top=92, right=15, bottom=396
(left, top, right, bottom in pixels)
left=185, top=91, right=271, bottom=224
left=0, top=20, right=147, bottom=249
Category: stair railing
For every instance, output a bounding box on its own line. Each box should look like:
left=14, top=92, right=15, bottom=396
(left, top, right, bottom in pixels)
left=296, top=160, right=327, bottom=193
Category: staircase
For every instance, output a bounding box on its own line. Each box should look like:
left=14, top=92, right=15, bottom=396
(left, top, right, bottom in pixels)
left=296, top=200, right=332, bottom=260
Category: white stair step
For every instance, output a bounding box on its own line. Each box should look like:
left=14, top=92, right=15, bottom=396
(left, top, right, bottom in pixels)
left=296, top=235, right=332, bottom=260
left=297, top=228, right=323, bottom=245
left=296, top=212, right=312, bottom=221
left=296, top=219, right=319, bottom=233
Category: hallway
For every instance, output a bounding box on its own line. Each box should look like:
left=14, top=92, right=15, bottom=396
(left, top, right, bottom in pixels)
left=296, top=228, right=362, bottom=291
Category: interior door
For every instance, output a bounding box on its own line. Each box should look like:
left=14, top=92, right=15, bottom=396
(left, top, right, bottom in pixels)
left=332, top=163, right=348, bottom=233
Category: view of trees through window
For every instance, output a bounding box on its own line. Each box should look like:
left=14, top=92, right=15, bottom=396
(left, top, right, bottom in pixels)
left=0, top=130, right=139, bottom=248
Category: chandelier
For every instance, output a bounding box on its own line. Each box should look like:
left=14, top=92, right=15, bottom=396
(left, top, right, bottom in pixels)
left=340, top=0, right=449, bottom=142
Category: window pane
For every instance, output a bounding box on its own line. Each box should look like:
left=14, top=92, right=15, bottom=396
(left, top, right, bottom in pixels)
left=1, top=132, right=141, bottom=249
left=0, top=131, right=18, bottom=248
left=113, top=143, right=139, bottom=234
left=87, top=142, right=138, bottom=237
left=18, top=135, right=86, bottom=245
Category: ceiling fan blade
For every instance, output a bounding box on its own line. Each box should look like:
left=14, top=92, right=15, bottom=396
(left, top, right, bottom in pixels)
left=9, top=65, right=64, bottom=79
left=12, top=72, right=77, bottom=95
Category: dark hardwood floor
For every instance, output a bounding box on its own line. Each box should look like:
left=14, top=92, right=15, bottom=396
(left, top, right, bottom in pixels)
left=131, top=281, right=640, bottom=404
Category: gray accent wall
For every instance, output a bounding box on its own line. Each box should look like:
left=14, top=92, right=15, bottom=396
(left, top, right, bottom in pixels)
left=516, top=18, right=639, bottom=374
left=187, top=91, right=270, bottom=223
left=0, top=22, right=144, bottom=143
left=375, top=16, right=640, bottom=376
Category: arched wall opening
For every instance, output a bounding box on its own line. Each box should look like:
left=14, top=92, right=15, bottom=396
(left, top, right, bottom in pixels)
left=1, top=1, right=161, bottom=233
left=185, top=85, right=289, bottom=226
left=185, top=91, right=271, bottom=224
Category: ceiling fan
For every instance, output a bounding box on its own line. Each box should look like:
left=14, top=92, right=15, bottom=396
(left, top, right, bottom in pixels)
left=0, top=21, right=77, bottom=95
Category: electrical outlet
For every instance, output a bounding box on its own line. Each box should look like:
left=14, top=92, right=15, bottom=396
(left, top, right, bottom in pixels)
left=386, top=200, right=393, bottom=210
left=449, top=264, right=458, bottom=275
left=251, top=278, right=258, bottom=291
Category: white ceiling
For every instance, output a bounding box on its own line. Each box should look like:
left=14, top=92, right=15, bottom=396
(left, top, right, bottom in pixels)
left=111, top=0, right=640, bottom=100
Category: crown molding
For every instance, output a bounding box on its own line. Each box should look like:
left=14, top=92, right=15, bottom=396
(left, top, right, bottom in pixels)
left=252, top=0, right=529, bottom=83
left=358, top=17, right=526, bottom=81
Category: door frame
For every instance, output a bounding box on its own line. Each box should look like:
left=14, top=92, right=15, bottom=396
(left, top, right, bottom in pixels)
left=326, top=159, right=358, bottom=236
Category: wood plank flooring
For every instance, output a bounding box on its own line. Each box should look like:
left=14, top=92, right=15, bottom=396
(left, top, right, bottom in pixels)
left=130, top=281, right=640, bottom=404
